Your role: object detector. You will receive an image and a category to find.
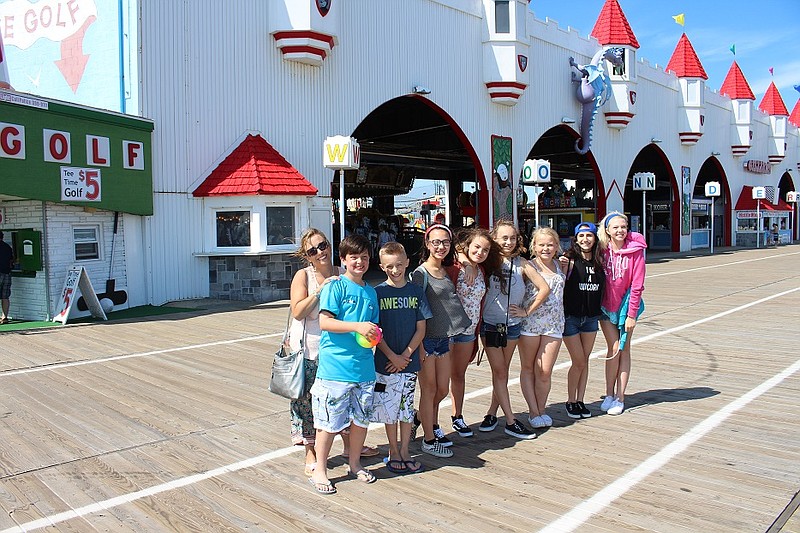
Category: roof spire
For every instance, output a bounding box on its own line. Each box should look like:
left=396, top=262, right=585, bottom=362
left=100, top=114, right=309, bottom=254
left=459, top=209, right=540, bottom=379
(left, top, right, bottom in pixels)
left=591, top=0, right=640, bottom=49
left=666, top=33, right=708, bottom=79
left=759, top=82, right=789, bottom=116
left=720, top=61, right=755, bottom=100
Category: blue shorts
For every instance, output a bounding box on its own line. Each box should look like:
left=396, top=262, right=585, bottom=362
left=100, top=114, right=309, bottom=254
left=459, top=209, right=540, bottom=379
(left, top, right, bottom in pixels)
left=423, top=337, right=451, bottom=357
left=563, top=315, right=600, bottom=337
left=310, top=378, right=375, bottom=433
left=451, top=332, right=476, bottom=344
left=480, top=322, right=522, bottom=341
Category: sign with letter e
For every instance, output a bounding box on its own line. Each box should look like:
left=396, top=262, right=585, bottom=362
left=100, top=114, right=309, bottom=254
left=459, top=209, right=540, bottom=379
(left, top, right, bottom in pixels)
left=752, top=186, right=766, bottom=200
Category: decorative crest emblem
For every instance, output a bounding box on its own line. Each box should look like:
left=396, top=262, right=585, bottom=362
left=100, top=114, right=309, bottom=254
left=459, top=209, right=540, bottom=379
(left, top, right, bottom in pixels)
left=517, top=55, right=528, bottom=72
left=629, top=90, right=637, bottom=105
left=316, top=0, right=331, bottom=17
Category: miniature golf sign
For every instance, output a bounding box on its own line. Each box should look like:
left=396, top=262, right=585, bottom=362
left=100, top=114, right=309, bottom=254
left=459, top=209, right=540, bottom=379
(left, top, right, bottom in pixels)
left=53, top=266, right=107, bottom=324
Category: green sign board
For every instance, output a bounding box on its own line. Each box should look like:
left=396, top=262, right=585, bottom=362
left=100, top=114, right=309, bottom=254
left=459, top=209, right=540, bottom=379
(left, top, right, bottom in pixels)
left=0, top=91, right=154, bottom=215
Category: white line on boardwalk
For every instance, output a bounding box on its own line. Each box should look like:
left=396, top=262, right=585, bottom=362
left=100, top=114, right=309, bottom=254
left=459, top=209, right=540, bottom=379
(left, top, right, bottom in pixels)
left=539, top=347, right=800, bottom=532
left=0, top=333, right=281, bottom=377
left=4, top=286, right=797, bottom=532
left=647, top=250, right=800, bottom=279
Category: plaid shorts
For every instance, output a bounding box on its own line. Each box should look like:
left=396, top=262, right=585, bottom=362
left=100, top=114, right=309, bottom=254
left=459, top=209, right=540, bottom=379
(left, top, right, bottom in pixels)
left=0, top=273, right=11, bottom=300
left=370, top=372, right=417, bottom=425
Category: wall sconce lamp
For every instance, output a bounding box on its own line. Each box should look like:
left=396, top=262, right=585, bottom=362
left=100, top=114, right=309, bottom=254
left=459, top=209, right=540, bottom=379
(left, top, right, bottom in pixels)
left=412, top=85, right=431, bottom=95
left=561, top=116, right=576, bottom=124
left=711, top=151, right=721, bottom=156
left=650, top=137, right=662, bottom=143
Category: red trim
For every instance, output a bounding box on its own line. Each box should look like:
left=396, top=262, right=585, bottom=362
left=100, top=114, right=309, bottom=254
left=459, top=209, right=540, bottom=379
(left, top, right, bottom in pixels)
left=280, top=46, right=327, bottom=59
left=605, top=112, right=635, bottom=118
left=606, top=119, right=632, bottom=126
left=272, top=30, right=335, bottom=47
left=488, top=92, right=522, bottom=99
left=485, top=81, right=527, bottom=90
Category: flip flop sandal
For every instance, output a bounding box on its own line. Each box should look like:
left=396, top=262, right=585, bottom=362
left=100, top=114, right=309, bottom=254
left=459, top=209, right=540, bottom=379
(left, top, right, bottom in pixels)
left=347, top=468, right=377, bottom=484
left=308, top=478, right=336, bottom=495
left=385, top=460, right=408, bottom=474
left=341, top=446, right=380, bottom=459
left=403, top=460, right=424, bottom=474
left=304, top=462, right=316, bottom=477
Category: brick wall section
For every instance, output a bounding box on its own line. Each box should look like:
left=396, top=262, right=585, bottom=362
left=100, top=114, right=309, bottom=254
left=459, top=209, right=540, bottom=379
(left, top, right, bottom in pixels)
left=208, top=254, right=303, bottom=301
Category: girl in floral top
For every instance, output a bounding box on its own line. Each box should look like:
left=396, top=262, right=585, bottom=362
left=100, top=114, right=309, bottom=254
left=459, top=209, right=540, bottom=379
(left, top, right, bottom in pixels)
left=447, top=228, right=502, bottom=437
left=519, top=227, right=566, bottom=429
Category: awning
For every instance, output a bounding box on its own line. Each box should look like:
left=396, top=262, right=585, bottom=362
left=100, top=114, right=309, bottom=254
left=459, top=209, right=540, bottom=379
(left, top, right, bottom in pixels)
left=734, top=186, right=792, bottom=211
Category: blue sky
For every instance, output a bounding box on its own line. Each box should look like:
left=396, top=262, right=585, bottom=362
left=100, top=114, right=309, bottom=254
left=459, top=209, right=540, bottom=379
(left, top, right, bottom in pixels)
left=530, top=0, right=800, bottom=112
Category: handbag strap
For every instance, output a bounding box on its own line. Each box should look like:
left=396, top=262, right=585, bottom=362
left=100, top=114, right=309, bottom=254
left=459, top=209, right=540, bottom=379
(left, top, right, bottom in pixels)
left=282, top=306, right=306, bottom=348
left=505, top=259, right=512, bottom=323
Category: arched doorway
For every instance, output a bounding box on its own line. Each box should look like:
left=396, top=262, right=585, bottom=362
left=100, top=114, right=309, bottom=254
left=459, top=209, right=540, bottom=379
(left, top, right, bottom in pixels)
left=624, top=144, right=679, bottom=251
left=693, top=156, right=732, bottom=248
left=521, top=125, right=605, bottom=247
left=334, top=96, right=485, bottom=260
left=778, top=171, right=797, bottom=242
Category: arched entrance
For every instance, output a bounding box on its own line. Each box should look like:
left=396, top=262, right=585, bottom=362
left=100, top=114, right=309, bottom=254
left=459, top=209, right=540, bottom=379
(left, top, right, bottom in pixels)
left=693, top=156, right=732, bottom=248
left=778, top=172, right=797, bottom=242
left=333, top=96, right=485, bottom=259
left=521, top=125, right=605, bottom=247
left=624, top=144, right=679, bottom=251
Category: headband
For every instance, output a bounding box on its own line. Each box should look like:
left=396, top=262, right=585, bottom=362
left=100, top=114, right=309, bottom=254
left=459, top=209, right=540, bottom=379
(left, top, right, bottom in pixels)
left=604, top=212, right=624, bottom=229
left=425, top=224, right=452, bottom=239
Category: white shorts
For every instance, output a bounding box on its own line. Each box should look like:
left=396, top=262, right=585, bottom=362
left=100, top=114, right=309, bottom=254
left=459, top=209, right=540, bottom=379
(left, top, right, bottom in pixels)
left=370, top=372, right=417, bottom=425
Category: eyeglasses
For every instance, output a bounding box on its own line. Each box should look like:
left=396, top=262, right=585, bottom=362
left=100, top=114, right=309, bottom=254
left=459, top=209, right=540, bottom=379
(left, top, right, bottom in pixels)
left=429, top=239, right=451, bottom=248
left=306, top=241, right=329, bottom=256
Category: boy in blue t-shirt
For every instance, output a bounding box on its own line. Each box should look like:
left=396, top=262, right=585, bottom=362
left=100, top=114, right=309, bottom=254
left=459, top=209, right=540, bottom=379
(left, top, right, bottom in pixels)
left=371, top=242, right=431, bottom=475
left=309, top=235, right=380, bottom=495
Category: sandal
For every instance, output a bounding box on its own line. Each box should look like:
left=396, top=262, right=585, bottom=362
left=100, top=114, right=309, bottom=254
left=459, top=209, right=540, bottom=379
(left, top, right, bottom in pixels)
left=341, top=446, right=379, bottom=458
left=403, top=460, right=424, bottom=474
left=347, top=468, right=377, bottom=484
left=308, top=478, right=336, bottom=495
left=385, top=460, right=408, bottom=474
left=304, top=462, right=316, bottom=477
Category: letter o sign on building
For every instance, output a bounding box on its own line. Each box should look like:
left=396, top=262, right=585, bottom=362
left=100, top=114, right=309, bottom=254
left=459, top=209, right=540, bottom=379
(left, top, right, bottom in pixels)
left=522, top=159, right=550, bottom=184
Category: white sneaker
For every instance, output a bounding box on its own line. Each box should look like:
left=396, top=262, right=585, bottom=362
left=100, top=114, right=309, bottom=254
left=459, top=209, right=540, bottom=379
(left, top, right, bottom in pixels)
left=607, top=400, right=625, bottom=416
left=529, top=415, right=547, bottom=429
left=600, top=395, right=615, bottom=412
left=541, top=414, right=553, bottom=427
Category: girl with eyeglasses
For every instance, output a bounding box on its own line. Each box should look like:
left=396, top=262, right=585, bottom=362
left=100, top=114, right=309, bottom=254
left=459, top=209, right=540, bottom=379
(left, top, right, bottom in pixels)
left=288, top=228, right=378, bottom=477
left=411, top=224, right=471, bottom=458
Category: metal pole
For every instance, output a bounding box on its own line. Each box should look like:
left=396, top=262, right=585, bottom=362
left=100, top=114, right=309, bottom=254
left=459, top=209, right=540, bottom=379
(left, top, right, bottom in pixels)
left=338, top=169, right=345, bottom=243
left=710, top=200, right=715, bottom=254
left=756, top=200, right=760, bottom=249
left=534, top=191, right=540, bottom=229
left=642, top=191, right=647, bottom=242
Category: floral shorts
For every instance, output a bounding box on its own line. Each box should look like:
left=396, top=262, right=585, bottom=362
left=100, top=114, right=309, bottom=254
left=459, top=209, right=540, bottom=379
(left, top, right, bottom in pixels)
left=370, top=372, right=417, bottom=425
left=310, top=378, right=375, bottom=433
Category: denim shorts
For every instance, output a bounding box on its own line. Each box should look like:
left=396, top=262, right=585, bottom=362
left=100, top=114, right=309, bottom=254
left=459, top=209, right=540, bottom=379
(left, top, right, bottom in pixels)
left=480, top=322, right=522, bottom=341
left=563, top=315, right=601, bottom=337
left=423, top=337, right=451, bottom=357
left=451, top=332, right=476, bottom=344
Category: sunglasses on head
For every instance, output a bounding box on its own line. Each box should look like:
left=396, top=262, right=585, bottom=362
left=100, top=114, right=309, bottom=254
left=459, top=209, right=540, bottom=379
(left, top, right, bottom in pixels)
left=306, top=241, right=329, bottom=256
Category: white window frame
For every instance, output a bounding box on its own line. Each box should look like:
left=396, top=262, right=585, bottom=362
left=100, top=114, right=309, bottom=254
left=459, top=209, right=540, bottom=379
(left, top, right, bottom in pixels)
left=204, top=197, right=305, bottom=255
left=73, top=224, right=103, bottom=262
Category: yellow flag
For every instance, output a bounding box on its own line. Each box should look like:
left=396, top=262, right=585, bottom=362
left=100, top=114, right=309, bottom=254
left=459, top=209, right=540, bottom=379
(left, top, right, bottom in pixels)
left=672, top=13, right=685, bottom=26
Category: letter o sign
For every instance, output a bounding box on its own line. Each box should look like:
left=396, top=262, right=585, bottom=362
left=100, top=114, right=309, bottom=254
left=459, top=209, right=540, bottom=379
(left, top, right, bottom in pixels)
left=522, top=159, right=550, bottom=184
left=44, top=129, right=71, bottom=163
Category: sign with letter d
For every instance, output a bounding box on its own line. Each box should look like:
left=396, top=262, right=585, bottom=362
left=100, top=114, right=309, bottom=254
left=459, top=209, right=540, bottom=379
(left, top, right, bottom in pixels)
left=323, top=136, right=360, bottom=170
left=704, top=181, right=721, bottom=197
left=522, top=159, right=550, bottom=184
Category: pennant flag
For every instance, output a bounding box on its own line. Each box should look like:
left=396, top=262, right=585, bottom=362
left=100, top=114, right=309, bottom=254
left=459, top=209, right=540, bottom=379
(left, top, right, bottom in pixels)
left=794, top=84, right=800, bottom=94
left=729, top=44, right=736, bottom=56
left=672, top=13, right=685, bottom=26
left=769, top=67, right=774, bottom=76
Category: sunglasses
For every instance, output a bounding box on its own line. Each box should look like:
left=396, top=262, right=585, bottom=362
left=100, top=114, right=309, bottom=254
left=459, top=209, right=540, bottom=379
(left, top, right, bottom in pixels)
left=306, top=241, right=329, bottom=256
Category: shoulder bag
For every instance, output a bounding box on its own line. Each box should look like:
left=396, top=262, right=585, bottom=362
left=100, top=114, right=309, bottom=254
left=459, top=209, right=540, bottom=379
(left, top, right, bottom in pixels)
left=269, top=308, right=306, bottom=400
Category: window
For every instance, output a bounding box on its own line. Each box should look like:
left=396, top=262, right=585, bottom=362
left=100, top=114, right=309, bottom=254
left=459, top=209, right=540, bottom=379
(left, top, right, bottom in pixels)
left=216, top=211, right=251, bottom=247
left=74, top=226, right=100, bottom=260
left=494, top=0, right=510, bottom=33
left=267, top=206, right=295, bottom=245
left=612, top=50, right=626, bottom=76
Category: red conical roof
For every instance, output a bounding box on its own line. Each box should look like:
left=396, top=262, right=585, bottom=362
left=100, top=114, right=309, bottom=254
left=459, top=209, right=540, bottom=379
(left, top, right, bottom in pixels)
left=666, top=33, right=708, bottom=80
left=758, top=82, right=789, bottom=116
left=591, top=0, right=640, bottom=49
left=720, top=61, right=755, bottom=100
left=193, top=134, right=318, bottom=197
left=789, top=99, right=800, bottom=127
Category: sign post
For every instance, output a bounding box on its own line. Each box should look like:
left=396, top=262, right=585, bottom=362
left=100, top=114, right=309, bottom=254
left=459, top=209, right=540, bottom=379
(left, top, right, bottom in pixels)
left=323, top=136, right=361, bottom=244
left=632, top=172, right=656, bottom=245
left=788, top=191, right=798, bottom=243
left=752, top=186, right=766, bottom=248
left=705, top=181, right=721, bottom=254
left=522, top=159, right=550, bottom=228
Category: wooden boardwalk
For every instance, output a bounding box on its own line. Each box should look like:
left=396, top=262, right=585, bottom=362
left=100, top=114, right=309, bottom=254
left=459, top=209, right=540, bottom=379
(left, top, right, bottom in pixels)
left=0, top=246, right=799, bottom=532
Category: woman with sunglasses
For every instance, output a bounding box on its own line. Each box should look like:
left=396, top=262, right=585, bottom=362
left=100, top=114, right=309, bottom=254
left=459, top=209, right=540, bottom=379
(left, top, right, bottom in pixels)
left=288, top=228, right=378, bottom=476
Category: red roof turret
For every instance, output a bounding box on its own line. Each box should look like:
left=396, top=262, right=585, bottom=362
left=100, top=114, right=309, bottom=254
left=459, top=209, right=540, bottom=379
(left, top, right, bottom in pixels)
left=666, top=34, right=708, bottom=80
left=790, top=99, right=800, bottom=127
left=591, top=0, right=640, bottom=49
left=193, top=134, right=318, bottom=197
left=720, top=61, right=755, bottom=100
left=758, top=82, right=789, bottom=116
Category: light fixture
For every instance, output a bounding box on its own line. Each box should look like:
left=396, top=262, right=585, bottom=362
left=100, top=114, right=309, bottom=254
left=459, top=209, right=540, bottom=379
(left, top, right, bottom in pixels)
left=650, top=137, right=662, bottom=143
left=711, top=151, right=721, bottom=156
left=561, top=116, right=576, bottom=124
left=412, top=85, right=431, bottom=95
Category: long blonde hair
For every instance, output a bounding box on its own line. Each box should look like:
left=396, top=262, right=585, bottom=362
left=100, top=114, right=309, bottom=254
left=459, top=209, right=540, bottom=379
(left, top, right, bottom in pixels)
left=292, top=228, right=328, bottom=264
left=597, top=212, right=628, bottom=250
left=529, top=227, right=561, bottom=258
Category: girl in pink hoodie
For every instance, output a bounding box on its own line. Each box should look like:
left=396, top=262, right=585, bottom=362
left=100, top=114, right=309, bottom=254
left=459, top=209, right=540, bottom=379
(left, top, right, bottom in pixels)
left=598, top=212, right=647, bottom=416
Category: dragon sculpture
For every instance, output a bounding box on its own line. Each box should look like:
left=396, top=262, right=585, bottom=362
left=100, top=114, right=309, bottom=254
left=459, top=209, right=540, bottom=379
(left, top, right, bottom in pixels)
left=569, top=47, right=624, bottom=155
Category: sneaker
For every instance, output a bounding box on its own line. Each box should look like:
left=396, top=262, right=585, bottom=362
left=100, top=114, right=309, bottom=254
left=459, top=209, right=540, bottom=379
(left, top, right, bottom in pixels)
left=607, top=400, right=625, bottom=416
left=452, top=416, right=474, bottom=437
left=529, top=415, right=547, bottom=429
left=600, top=395, right=615, bottom=412
left=478, top=414, right=498, bottom=432
left=565, top=402, right=581, bottom=419
left=410, top=413, right=421, bottom=441
left=577, top=401, right=592, bottom=418
left=504, top=420, right=537, bottom=440
left=541, top=414, right=553, bottom=427
left=433, top=425, right=453, bottom=447
left=421, top=439, right=454, bottom=458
